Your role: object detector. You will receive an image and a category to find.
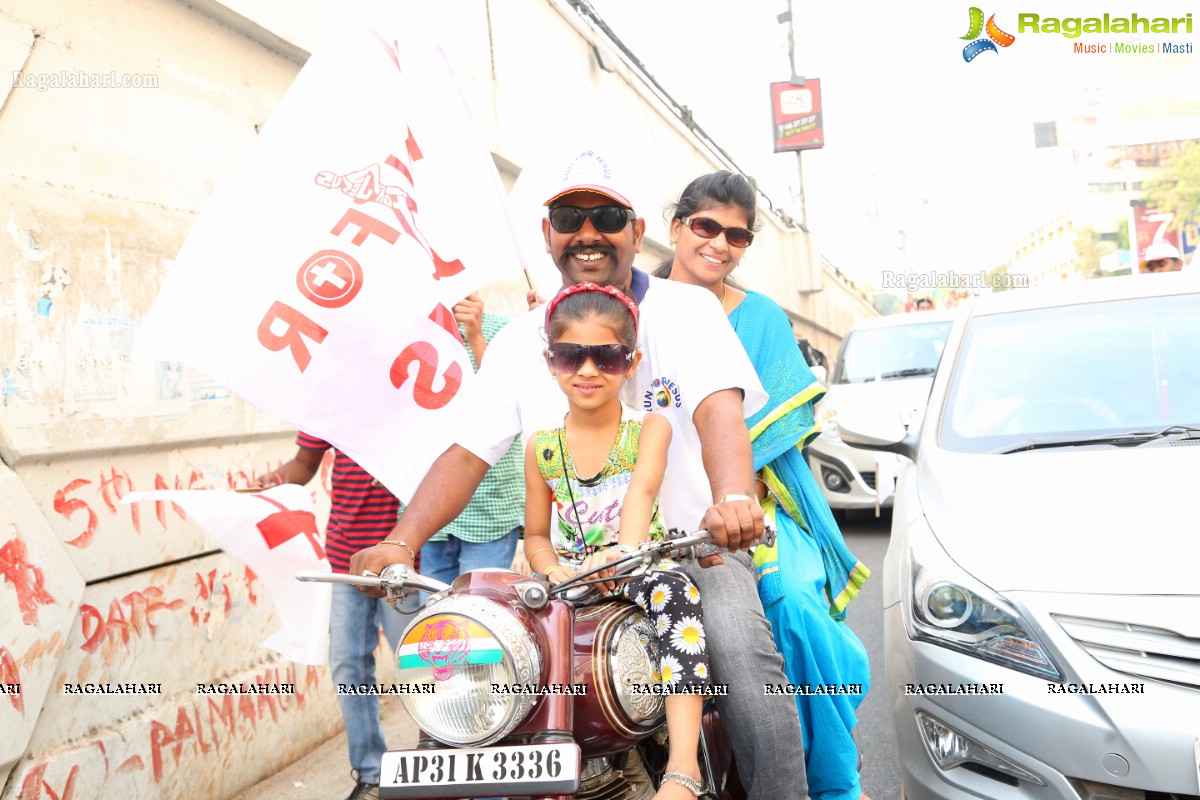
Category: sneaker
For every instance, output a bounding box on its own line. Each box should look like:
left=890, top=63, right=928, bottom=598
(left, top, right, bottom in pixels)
left=343, top=770, right=380, bottom=800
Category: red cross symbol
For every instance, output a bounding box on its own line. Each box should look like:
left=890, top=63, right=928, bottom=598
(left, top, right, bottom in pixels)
left=253, top=496, right=325, bottom=561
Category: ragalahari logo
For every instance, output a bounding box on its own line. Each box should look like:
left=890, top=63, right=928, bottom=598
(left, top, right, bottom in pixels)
left=961, top=8, right=1016, bottom=61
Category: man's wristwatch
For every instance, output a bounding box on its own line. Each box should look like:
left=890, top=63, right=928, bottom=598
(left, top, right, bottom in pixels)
left=719, top=493, right=753, bottom=503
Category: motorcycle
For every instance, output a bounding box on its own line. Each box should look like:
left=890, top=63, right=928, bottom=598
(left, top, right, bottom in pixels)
left=297, top=529, right=771, bottom=800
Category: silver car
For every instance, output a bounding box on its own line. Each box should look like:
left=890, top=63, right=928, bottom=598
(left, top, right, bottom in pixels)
left=807, top=311, right=955, bottom=513
left=840, top=273, right=1200, bottom=799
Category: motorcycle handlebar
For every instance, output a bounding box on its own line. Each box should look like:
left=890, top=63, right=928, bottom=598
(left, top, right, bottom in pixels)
left=551, top=524, right=776, bottom=600
left=294, top=564, right=452, bottom=598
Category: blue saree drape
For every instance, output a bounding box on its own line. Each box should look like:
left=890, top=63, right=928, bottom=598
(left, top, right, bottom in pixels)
left=730, top=291, right=871, bottom=800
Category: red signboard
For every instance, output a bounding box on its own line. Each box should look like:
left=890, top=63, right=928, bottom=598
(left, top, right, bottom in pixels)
left=770, top=79, right=824, bottom=152
left=1129, top=201, right=1193, bottom=273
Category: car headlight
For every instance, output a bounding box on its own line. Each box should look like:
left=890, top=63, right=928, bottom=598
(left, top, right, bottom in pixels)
left=394, top=595, right=542, bottom=746
left=905, top=520, right=1061, bottom=680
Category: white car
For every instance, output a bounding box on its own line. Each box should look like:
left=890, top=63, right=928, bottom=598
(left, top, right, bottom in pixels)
left=840, top=272, right=1200, bottom=799
left=807, top=311, right=956, bottom=513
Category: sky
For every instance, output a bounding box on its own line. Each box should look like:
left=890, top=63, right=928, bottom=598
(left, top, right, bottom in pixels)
left=588, top=0, right=1200, bottom=286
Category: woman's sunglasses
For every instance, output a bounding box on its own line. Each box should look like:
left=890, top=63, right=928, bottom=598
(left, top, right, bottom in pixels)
left=682, top=215, right=754, bottom=248
left=548, top=205, right=632, bottom=234
left=545, top=343, right=634, bottom=374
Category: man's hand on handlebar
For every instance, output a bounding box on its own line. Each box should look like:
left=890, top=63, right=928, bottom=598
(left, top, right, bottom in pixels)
left=697, top=496, right=765, bottom=567
left=348, top=543, right=413, bottom=598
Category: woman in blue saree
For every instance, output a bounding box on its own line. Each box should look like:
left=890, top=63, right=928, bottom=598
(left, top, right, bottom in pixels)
left=656, top=171, right=872, bottom=800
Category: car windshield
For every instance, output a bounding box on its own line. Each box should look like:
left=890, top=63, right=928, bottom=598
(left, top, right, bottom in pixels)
left=940, top=292, right=1200, bottom=453
left=834, top=320, right=953, bottom=384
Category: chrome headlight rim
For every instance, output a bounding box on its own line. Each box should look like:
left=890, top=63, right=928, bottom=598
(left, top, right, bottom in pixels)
left=904, top=518, right=1063, bottom=681
left=396, top=594, right=541, bottom=746
left=607, top=609, right=665, bottom=730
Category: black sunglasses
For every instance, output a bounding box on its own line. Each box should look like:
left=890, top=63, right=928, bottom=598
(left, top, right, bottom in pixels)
left=545, top=343, right=634, bottom=374
left=548, top=205, right=632, bottom=234
left=682, top=215, right=754, bottom=247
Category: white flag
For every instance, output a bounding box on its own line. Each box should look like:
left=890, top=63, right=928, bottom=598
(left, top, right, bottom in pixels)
left=134, top=19, right=524, bottom=500
left=123, top=486, right=331, bottom=665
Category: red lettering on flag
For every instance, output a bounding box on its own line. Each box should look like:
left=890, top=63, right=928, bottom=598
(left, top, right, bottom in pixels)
left=257, top=301, right=329, bottom=372
left=390, top=342, right=463, bottom=410
left=428, top=304, right=461, bottom=340
left=331, top=208, right=400, bottom=247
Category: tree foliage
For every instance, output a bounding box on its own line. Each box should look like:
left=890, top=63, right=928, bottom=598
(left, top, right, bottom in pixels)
left=1144, top=140, right=1200, bottom=231
left=1074, top=225, right=1106, bottom=277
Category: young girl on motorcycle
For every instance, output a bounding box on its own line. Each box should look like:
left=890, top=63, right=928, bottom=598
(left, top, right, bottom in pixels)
left=523, top=282, right=710, bottom=799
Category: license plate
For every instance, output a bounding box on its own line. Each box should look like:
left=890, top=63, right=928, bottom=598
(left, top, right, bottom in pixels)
left=379, top=742, right=580, bottom=799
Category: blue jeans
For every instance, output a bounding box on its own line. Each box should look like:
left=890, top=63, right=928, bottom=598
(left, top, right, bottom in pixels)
left=419, top=527, right=521, bottom=589
left=329, top=582, right=419, bottom=784
left=683, top=551, right=811, bottom=800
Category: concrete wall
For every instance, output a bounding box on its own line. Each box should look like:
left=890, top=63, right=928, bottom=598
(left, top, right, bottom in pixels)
left=0, top=1, right=873, bottom=797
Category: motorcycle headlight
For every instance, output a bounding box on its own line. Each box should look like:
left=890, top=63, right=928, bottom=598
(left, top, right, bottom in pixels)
left=395, top=595, right=541, bottom=746
left=905, top=520, right=1062, bottom=681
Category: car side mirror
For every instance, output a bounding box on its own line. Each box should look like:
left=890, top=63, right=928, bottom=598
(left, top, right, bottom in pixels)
left=837, top=410, right=920, bottom=461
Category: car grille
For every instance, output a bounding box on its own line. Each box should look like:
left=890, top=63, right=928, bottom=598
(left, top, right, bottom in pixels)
left=860, top=471, right=876, bottom=490
left=1055, top=615, right=1200, bottom=689
left=1073, top=777, right=1200, bottom=799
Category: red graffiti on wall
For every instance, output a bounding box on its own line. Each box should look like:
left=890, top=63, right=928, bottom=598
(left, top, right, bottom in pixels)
left=244, top=566, right=259, bottom=606
left=149, top=665, right=312, bottom=781
left=189, top=569, right=232, bottom=626
left=0, top=531, right=56, bottom=626
left=1, top=645, right=23, bottom=716
left=152, top=474, right=188, bottom=529
left=79, top=587, right=187, bottom=654
left=19, top=763, right=80, bottom=800
left=54, top=479, right=99, bottom=549
left=18, top=741, right=110, bottom=799
left=53, top=462, right=314, bottom=547
left=98, top=467, right=140, bottom=534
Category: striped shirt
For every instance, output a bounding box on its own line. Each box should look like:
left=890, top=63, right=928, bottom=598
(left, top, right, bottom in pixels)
left=296, top=432, right=416, bottom=574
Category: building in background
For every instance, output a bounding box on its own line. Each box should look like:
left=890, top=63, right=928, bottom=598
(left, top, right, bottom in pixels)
left=1011, top=71, right=1200, bottom=285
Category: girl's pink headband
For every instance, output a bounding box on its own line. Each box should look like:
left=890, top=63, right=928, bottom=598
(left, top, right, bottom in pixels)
left=544, top=282, right=639, bottom=340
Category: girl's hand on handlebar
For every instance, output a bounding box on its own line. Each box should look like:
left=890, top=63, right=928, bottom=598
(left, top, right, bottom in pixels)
left=580, top=550, right=626, bottom=595
left=547, top=563, right=577, bottom=585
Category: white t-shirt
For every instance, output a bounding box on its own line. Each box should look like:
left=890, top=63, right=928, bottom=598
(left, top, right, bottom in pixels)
left=456, top=275, right=767, bottom=532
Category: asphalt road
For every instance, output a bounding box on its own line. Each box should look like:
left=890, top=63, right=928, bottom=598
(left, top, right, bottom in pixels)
left=840, top=509, right=904, bottom=800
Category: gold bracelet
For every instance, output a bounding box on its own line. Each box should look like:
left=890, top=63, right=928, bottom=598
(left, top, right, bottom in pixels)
left=528, top=548, right=558, bottom=574
left=379, top=540, right=417, bottom=563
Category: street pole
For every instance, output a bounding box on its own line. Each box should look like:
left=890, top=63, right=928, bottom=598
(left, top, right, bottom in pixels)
left=785, top=0, right=808, bottom=230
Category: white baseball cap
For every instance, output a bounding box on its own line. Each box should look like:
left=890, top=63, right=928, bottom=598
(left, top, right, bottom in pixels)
left=1144, top=241, right=1182, bottom=262
left=543, top=148, right=635, bottom=209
